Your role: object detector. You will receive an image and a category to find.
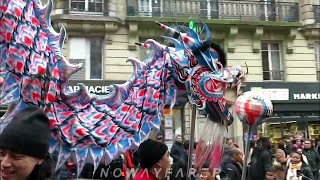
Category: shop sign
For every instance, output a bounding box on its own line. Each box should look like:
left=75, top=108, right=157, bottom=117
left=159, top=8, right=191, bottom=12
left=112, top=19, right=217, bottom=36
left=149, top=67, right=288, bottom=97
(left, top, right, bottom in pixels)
left=245, top=82, right=320, bottom=103
left=293, top=93, right=319, bottom=100
left=68, top=85, right=111, bottom=94
left=251, top=87, right=289, bottom=101
left=67, top=80, right=124, bottom=95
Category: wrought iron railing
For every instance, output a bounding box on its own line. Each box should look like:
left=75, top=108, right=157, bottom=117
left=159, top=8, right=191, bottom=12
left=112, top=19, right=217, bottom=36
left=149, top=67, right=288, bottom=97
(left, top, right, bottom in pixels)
left=69, top=0, right=103, bottom=13
left=263, top=70, right=285, bottom=81
left=314, top=5, right=320, bottom=23
left=55, top=0, right=118, bottom=16
left=127, top=0, right=299, bottom=22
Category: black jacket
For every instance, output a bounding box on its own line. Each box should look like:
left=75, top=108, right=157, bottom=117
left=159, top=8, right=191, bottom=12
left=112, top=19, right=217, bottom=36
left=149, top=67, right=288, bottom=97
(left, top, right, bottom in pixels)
left=249, top=146, right=272, bottom=180
left=303, top=148, right=320, bottom=175
left=222, top=159, right=242, bottom=180
left=170, top=154, right=196, bottom=180
left=79, top=156, right=125, bottom=180
left=170, top=141, right=185, bottom=163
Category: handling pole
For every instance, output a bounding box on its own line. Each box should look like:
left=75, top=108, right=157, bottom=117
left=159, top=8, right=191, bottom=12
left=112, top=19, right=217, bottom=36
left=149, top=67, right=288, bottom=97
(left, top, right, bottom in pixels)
left=241, top=125, right=252, bottom=180
left=187, top=105, right=197, bottom=180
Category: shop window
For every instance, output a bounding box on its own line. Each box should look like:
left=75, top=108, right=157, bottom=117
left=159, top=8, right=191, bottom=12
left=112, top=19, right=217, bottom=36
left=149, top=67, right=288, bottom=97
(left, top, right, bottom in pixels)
left=70, top=0, right=103, bottom=13
left=69, top=37, right=103, bottom=80
left=262, top=112, right=320, bottom=142
left=160, top=107, right=185, bottom=149
left=309, top=122, right=320, bottom=140
left=315, top=42, right=320, bottom=81
left=261, top=42, right=284, bottom=81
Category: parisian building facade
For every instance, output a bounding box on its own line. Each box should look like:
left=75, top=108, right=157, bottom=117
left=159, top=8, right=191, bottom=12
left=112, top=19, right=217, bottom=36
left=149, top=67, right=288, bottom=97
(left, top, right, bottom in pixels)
left=1, top=0, right=319, bottom=149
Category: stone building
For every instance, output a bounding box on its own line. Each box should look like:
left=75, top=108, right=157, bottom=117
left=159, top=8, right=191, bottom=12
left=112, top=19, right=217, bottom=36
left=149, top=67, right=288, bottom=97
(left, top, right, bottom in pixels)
left=1, top=0, right=319, bottom=148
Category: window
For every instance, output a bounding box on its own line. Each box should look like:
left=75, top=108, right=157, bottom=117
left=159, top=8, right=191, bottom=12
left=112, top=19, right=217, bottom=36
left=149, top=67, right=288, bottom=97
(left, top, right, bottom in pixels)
left=70, top=0, right=103, bottom=13
left=315, top=42, right=320, bottom=80
left=69, top=37, right=103, bottom=80
left=138, top=0, right=152, bottom=16
left=161, top=107, right=185, bottom=142
left=261, top=0, right=276, bottom=21
left=261, top=42, right=283, bottom=81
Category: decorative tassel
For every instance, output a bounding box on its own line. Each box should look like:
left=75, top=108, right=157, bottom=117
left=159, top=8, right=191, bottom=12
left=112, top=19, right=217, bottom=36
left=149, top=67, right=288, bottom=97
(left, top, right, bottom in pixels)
left=195, top=120, right=227, bottom=170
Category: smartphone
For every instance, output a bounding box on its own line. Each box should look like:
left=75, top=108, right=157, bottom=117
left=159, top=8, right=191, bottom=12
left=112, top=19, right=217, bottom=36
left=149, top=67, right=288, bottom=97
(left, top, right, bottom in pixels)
left=296, top=170, right=301, bottom=177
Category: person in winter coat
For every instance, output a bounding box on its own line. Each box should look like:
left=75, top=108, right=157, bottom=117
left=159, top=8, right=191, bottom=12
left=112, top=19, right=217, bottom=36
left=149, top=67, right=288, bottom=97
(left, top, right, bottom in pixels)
left=79, top=156, right=126, bottom=180
left=221, top=148, right=243, bottom=180
left=170, top=140, right=197, bottom=180
left=292, top=139, right=304, bottom=151
left=0, top=106, right=53, bottom=180
left=170, top=135, right=185, bottom=165
left=133, top=139, right=170, bottom=180
left=249, top=137, right=273, bottom=180
left=285, top=151, right=314, bottom=180
left=316, top=139, right=320, bottom=154
left=273, top=149, right=288, bottom=167
left=303, top=139, right=320, bottom=180
left=287, top=148, right=309, bottom=166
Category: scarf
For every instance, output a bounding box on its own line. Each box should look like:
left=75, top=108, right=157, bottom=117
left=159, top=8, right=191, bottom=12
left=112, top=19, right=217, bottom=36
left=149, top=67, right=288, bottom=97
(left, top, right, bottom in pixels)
left=286, top=162, right=302, bottom=180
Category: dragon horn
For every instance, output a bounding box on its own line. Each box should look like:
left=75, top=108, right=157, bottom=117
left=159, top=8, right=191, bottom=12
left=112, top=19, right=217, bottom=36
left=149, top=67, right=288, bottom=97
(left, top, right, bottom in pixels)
left=199, top=18, right=211, bottom=43
left=135, top=42, right=151, bottom=49
left=155, top=21, right=195, bottom=44
left=162, top=36, right=183, bottom=50
left=245, top=62, right=249, bottom=75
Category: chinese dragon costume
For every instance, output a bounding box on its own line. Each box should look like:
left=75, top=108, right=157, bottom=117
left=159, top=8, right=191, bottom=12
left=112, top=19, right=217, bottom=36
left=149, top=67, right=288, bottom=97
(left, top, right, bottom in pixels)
left=0, top=0, right=246, bottom=174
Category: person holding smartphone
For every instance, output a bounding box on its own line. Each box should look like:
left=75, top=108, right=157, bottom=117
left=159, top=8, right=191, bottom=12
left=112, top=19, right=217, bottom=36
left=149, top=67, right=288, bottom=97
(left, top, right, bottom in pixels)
left=285, top=151, right=313, bottom=180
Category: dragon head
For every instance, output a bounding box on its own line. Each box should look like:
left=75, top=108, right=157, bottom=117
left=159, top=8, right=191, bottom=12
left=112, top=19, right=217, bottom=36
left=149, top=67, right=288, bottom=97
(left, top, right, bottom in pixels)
left=136, top=22, right=247, bottom=170
left=153, top=21, right=247, bottom=125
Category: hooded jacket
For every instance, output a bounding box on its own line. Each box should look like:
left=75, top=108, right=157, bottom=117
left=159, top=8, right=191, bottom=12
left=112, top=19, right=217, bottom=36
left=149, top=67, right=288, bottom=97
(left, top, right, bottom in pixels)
left=249, top=146, right=272, bottom=180
left=222, top=158, right=242, bottom=180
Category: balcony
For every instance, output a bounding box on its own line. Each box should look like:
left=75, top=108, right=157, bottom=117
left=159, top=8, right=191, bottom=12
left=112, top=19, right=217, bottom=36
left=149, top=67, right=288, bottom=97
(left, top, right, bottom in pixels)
left=127, top=0, right=299, bottom=22
left=50, top=0, right=121, bottom=34
left=315, top=5, right=320, bottom=23
left=69, top=0, right=104, bottom=15
left=52, top=0, right=118, bottom=17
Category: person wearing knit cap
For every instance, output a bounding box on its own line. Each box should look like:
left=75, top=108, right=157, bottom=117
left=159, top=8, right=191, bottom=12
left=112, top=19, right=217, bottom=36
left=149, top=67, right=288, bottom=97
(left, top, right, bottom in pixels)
left=133, top=139, right=170, bottom=180
left=0, top=106, right=53, bottom=180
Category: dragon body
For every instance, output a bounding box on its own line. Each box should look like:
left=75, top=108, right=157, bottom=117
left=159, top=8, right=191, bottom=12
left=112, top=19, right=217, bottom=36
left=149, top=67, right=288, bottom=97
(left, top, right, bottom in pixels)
left=0, top=0, right=245, bottom=174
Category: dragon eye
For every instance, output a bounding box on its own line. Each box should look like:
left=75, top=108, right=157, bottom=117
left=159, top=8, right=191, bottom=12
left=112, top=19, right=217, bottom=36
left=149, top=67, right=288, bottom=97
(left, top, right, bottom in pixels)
left=215, top=62, right=222, bottom=70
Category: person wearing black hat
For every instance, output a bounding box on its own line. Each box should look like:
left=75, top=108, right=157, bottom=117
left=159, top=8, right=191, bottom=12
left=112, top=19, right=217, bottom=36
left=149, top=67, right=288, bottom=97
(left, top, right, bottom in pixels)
left=133, top=139, right=170, bottom=180
left=0, top=106, right=53, bottom=180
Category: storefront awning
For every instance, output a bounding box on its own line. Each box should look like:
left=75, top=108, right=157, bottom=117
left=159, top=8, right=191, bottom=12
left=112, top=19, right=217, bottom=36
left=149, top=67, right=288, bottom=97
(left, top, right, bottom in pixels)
left=274, top=103, right=320, bottom=112
left=268, top=116, right=320, bottom=123
left=244, top=82, right=320, bottom=112
left=268, top=111, right=320, bottom=123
